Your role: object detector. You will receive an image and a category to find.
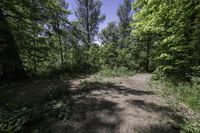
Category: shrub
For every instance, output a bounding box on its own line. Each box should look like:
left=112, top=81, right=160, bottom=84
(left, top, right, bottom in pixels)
left=0, top=108, right=32, bottom=133
left=98, top=66, right=136, bottom=77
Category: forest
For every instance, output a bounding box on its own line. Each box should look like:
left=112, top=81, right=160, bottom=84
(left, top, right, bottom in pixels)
left=0, top=0, right=200, bottom=132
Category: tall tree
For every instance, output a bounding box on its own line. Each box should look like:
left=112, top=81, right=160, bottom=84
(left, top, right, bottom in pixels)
left=132, top=0, right=200, bottom=78
left=0, top=8, right=27, bottom=79
left=99, top=21, right=119, bottom=45
left=75, top=0, right=105, bottom=46
left=117, top=0, right=132, bottom=47
left=49, top=0, right=69, bottom=69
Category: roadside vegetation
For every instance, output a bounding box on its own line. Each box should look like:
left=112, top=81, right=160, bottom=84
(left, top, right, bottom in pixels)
left=151, top=74, right=200, bottom=133
left=1, top=0, right=200, bottom=132
left=0, top=79, right=72, bottom=132
left=97, top=67, right=136, bottom=77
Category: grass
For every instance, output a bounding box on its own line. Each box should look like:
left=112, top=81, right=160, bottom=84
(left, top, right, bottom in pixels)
left=162, top=81, right=200, bottom=112
left=150, top=76, right=200, bottom=133
left=168, top=84, right=200, bottom=133
left=97, top=67, right=136, bottom=77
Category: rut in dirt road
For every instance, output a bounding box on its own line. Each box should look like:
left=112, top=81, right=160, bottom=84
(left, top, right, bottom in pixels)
left=54, top=74, right=182, bottom=133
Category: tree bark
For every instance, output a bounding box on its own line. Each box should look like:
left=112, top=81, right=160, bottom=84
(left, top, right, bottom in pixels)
left=0, top=8, right=27, bottom=79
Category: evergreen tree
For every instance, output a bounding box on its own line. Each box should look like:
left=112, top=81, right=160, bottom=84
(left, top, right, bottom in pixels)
left=75, top=0, right=106, bottom=46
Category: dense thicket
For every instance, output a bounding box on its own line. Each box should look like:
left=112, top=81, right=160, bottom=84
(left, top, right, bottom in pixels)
left=132, top=0, right=200, bottom=79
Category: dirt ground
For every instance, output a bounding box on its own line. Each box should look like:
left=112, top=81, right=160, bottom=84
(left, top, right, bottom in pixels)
left=53, top=74, right=184, bottom=133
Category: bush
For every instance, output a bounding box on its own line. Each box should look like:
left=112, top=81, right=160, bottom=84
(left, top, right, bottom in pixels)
left=0, top=108, right=32, bottom=133
left=98, top=66, right=136, bottom=77
left=152, top=68, right=165, bottom=81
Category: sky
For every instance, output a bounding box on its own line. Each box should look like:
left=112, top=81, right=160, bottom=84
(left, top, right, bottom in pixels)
left=66, top=0, right=123, bottom=31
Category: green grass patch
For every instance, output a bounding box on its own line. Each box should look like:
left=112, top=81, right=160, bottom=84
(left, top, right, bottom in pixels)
left=180, top=119, right=200, bottom=133
left=163, top=82, right=200, bottom=112
left=97, top=67, right=136, bottom=77
left=151, top=76, right=200, bottom=133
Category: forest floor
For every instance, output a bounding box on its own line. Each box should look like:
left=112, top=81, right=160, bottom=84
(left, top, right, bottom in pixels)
left=53, top=73, right=190, bottom=133
left=1, top=74, right=197, bottom=133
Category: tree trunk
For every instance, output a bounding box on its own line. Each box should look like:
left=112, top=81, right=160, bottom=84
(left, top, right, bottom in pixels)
left=86, top=1, right=91, bottom=48
left=59, top=35, right=64, bottom=69
left=146, top=36, right=151, bottom=72
left=0, top=8, right=27, bottom=80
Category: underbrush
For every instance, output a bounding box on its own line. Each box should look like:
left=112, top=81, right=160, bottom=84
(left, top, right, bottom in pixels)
left=152, top=77, right=200, bottom=111
left=0, top=79, right=72, bottom=133
left=97, top=67, right=136, bottom=77
left=151, top=75, right=200, bottom=133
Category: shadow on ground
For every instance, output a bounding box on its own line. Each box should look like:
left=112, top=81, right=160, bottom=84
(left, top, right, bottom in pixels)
left=134, top=124, right=179, bottom=133
left=60, top=97, right=123, bottom=133
left=127, top=100, right=182, bottom=133
left=55, top=80, right=183, bottom=133
left=126, top=100, right=183, bottom=122
left=0, top=78, right=72, bottom=133
left=72, top=81, right=155, bottom=96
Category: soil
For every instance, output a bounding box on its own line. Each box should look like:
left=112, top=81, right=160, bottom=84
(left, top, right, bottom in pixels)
left=53, top=74, right=183, bottom=133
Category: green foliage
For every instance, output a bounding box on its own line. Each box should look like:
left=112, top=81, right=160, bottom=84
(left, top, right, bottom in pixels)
left=100, top=43, right=118, bottom=68
left=45, top=99, right=71, bottom=122
left=132, top=0, right=200, bottom=78
left=100, top=42, right=138, bottom=70
left=0, top=79, right=72, bottom=132
left=99, top=21, right=119, bottom=44
left=159, top=79, right=200, bottom=111
left=80, top=80, right=114, bottom=90
left=117, top=0, right=132, bottom=48
left=0, top=108, right=32, bottom=133
left=86, top=45, right=102, bottom=72
left=180, top=120, right=200, bottom=133
left=151, top=77, right=200, bottom=133
left=191, top=66, right=200, bottom=77
left=98, top=66, right=136, bottom=77
left=75, top=0, right=106, bottom=44
left=175, top=84, right=200, bottom=111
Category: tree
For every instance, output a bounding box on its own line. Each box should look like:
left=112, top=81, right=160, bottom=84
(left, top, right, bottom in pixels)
left=117, top=0, right=132, bottom=47
left=48, top=0, right=70, bottom=69
left=0, top=8, right=27, bottom=79
left=75, top=0, right=106, bottom=46
left=132, top=0, right=200, bottom=79
left=99, top=21, right=119, bottom=45
left=0, top=0, right=72, bottom=77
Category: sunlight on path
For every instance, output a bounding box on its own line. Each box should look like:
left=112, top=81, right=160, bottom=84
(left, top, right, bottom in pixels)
left=54, top=74, right=180, bottom=133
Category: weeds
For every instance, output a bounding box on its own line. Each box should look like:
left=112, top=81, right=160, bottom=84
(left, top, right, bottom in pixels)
left=97, top=67, right=136, bottom=77
left=0, top=79, right=72, bottom=133
left=151, top=76, right=200, bottom=133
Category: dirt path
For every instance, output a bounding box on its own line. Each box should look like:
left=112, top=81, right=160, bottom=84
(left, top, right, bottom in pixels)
left=54, top=74, right=182, bottom=133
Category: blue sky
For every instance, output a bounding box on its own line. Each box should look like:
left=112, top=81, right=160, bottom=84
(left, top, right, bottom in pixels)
left=66, top=0, right=123, bottom=31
